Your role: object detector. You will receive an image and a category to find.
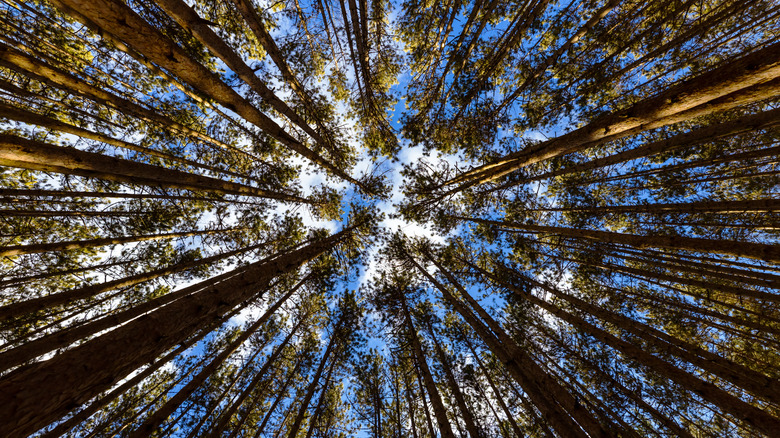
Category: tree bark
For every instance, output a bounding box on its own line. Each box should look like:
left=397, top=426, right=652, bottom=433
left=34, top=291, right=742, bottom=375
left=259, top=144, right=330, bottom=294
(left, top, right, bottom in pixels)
left=50, top=0, right=364, bottom=189
left=455, top=216, right=780, bottom=263
left=446, top=39, right=780, bottom=187
left=0, top=226, right=352, bottom=438
left=0, top=134, right=307, bottom=202
left=0, top=227, right=229, bottom=257
left=400, top=298, right=456, bottom=438
left=408, top=251, right=597, bottom=438
left=0, top=239, right=274, bottom=320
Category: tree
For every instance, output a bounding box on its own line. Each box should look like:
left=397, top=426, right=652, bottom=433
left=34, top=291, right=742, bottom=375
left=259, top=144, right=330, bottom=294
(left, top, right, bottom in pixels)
left=1, top=0, right=779, bottom=437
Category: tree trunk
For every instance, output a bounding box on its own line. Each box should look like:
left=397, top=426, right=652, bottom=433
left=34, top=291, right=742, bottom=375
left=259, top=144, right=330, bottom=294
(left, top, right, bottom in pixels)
left=0, top=239, right=275, bottom=320
left=475, top=264, right=780, bottom=435
left=400, top=298, right=456, bottom=438
left=0, top=102, right=261, bottom=184
left=455, top=216, right=780, bottom=263
left=0, top=42, right=249, bottom=159
left=0, top=227, right=230, bottom=257
left=49, top=0, right=364, bottom=189
left=37, top=306, right=242, bottom=438
left=0, top=226, right=352, bottom=438
left=128, top=276, right=308, bottom=437
left=408, top=251, right=595, bottom=438
left=286, top=332, right=338, bottom=438
left=424, top=320, right=482, bottom=438
left=0, top=134, right=306, bottom=202
left=153, top=0, right=327, bottom=150
left=204, top=308, right=308, bottom=438
left=446, top=39, right=780, bottom=187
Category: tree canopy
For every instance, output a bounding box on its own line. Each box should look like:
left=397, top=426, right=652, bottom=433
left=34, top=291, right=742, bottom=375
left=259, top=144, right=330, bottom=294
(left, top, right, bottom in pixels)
left=0, top=0, right=779, bottom=436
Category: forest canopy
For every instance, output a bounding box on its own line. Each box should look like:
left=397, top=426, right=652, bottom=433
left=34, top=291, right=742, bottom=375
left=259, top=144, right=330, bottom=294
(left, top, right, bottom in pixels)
left=0, top=0, right=779, bottom=437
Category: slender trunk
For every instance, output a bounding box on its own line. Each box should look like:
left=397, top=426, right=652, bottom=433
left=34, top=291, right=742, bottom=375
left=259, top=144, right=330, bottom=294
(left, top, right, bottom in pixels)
left=400, top=298, right=456, bottom=438
left=253, top=357, right=304, bottom=437
left=493, top=0, right=621, bottom=115
left=0, top=209, right=145, bottom=217
left=463, top=337, right=525, bottom=438
left=153, top=0, right=326, bottom=149
left=0, top=227, right=351, bottom=438
left=493, top=267, right=780, bottom=403
left=0, top=239, right=275, bottom=320
left=446, top=40, right=780, bottom=187
left=50, top=0, right=363, bottom=189
left=302, top=354, right=338, bottom=438
left=423, top=248, right=623, bottom=437
left=522, top=198, right=780, bottom=215
left=0, top=188, right=265, bottom=206
left=424, top=321, right=482, bottom=438
left=229, top=0, right=337, bottom=155
left=0, top=102, right=259, bottom=184
left=286, top=332, right=338, bottom=438
left=407, top=251, right=593, bottom=437
left=474, top=264, right=780, bottom=435
left=0, top=42, right=249, bottom=159
left=205, top=314, right=307, bottom=438
left=455, top=216, right=780, bottom=263
left=0, top=227, right=232, bottom=257
left=540, top=323, right=696, bottom=438
left=0, top=258, right=135, bottom=288
left=37, top=306, right=242, bottom=438
left=128, top=276, right=309, bottom=437
left=0, top=134, right=306, bottom=202
left=401, top=365, right=419, bottom=438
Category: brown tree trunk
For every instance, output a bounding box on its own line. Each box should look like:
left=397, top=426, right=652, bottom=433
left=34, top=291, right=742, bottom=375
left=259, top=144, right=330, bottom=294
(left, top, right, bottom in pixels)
left=462, top=334, right=526, bottom=438
left=128, top=275, right=309, bottom=437
left=286, top=331, right=338, bottom=438
left=485, top=264, right=780, bottom=406
left=401, top=298, right=456, bottom=438
left=0, top=227, right=230, bottom=257
left=446, top=39, right=780, bottom=187
left=0, top=42, right=250, bottom=159
left=49, top=0, right=364, bottom=189
left=0, top=226, right=352, bottom=438
left=0, top=134, right=307, bottom=202
left=0, top=239, right=275, bottom=320
left=203, top=304, right=310, bottom=438
left=522, top=198, right=780, bottom=215
left=455, top=216, right=780, bottom=263
left=37, top=306, right=243, bottom=438
left=0, top=102, right=261, bottom=184
left=408, top=251, right=596, bottom=438
left=153, top=0, right=327, bottom=149
left=424, top=320, right=483, bottom=438
left=473, top=264, right=780, bottom=435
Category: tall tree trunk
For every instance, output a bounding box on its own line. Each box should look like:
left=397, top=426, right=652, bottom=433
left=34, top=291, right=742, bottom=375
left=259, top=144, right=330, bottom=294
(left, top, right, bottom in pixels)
left=423, top=320, right=483, bottom=438
left=0, top=227, right=231, bottom=257
left=454, top=216, right=780, bottom=263
left=0, top=226, right=353, bottom=438
left=0, top=134, right=306, bottom=202
left=0, top=239, right=278, bottom=320
left=445, top=40, right=780, bottom=187
left=49, top=0, right=365, bottom=189
left=153, top=0, right=327, bottom=150
left=128, top=276, right=309, bottom=437
left=469, top=263, right=780, bottom=435
left=204, top=310, right=309, bottom=438
left=0, top=102, right=259, bottom=183
left=37, top=306, right=243, bottom=438
left=286, top=331, right=338, bottom=438
left=400, top=298, right=456, bottom=438
left=407, top=251, right=597, bottom=438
